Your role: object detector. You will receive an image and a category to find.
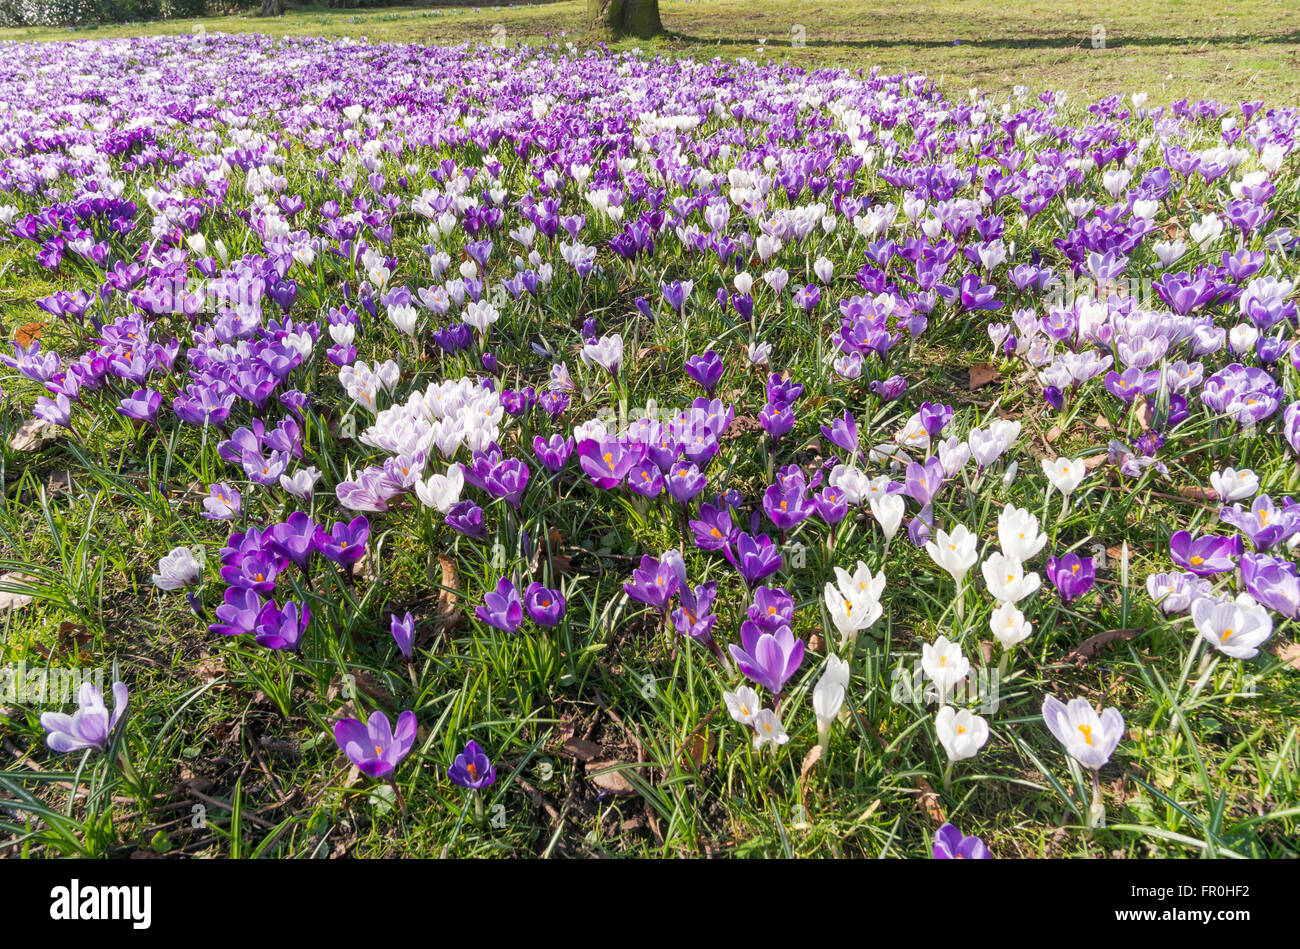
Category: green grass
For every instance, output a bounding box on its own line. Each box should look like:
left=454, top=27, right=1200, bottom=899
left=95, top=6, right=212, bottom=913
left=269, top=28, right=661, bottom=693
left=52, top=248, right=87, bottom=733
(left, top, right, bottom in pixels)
left=0, top=8, right=1296, bottom=860
left=0, top=0, right=1297, bottom=104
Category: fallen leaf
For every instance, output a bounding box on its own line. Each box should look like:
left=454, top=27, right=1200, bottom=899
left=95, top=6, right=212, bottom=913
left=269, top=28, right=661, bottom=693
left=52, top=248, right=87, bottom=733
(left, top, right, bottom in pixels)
left=968, top=363, right=999, bottom=389
left=1065, top=628, right=1142, bottom=665
left=1083, top=453, right=1107, bottom=470
left=14, top=321, right=43, bottom=347
left=1092, top=414, right=1112, bottom=432
left=9, top=417, right=57, bottom=452
left=720, top=414, right=762, bottom=441
left=1270, top=642, right=1300, bottom=670
left=1133, top=395, right=1151, bottom=432
left=680, top=729, right=714, bottom=770
left=914, top=777, right=946, bottom=825
left=800, top=744, right=822, bottom=781
left=561, top=737, right=602, bottom=763
left=586, top=761, right=638, bottom=797
left=979, top=640, right=994, bottom=664
left=1046, top=424, right=1062, bottom=444
left=1175, top=485, right=1218, bottom=503
left=0, top=572, right=37, bottom=611
left=433, top=553, right=465, bottom=634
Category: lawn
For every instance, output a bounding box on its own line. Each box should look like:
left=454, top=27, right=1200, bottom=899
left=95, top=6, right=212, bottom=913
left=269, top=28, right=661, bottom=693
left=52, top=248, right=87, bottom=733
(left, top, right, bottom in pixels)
left=0, top=0, right=1297, bottom=104
left=0, top=6, right=1296, bottom=860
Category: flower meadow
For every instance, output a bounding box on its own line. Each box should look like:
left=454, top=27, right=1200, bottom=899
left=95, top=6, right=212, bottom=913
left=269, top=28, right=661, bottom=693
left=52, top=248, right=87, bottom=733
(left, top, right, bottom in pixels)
left=1, top=31, right=1298, bottom=859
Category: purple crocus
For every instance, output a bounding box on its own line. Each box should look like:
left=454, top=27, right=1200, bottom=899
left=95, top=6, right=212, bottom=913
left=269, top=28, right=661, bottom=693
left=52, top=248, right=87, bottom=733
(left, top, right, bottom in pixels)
left=269, top=511, right=317, bottom=571
left=1240, top=553, right=1300, bottom=619
left=1045, top=554, right=1096, bottom=601
left=685, top=350, right=725, bottom=396
left=728, top=620, right=804, bottom=695
left=254, top=600, right=310, bottom=651
left=524, top=582, right=566, bottom=626
left=315, top=516, right=370, bottom=567
left=448, top=739, right=496, bottom=789
left=116, top=388, right=162, bottom=424
left=40, top=681, right=129, bottom=754
left=820, top=410, right=860, bottom=462
left=932, top=822, right=991, bottom=859
left=1169, top=530, right=1241, bottom=576
left=333, top=710, right=417, bottom=779
left=391, top=610, right=416, bottom=660
left=724, top=532, right=784, bottom=587
left=624, top=555, right=681, bottom=612
left=445, top=500, right=487, bottom=539
left=476, top=577, right=524, bottom=633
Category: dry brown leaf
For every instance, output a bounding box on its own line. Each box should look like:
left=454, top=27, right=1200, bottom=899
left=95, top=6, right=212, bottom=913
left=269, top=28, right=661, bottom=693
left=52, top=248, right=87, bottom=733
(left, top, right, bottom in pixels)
left=1046, top=424, right=1062, bottom=444
left=1083, top=453, right=1108, bottom=470
left=1134, top=395, right=1152, bottom=432
left=1065, top=628, right=1142, bottom=666
left=9, top=417, right=56, bottom=452
left=0, top=572, right=37, bottom=611
left=968, top=362, right=999, bottom=389
left=434, top=553, right=465, bottom=633
left=800, top=744, right=822, bottom=781
left=915, top=777, right=946, bottom=825
left=680, top=729, right=714, bottom=771
left=1270, top=642, right=1300, bottom=670
left=1092, top=414, right=1112, bottom=432
left=561, top=737, right=602, bottom=763
left=1175, top=485, right=1218, bottom=502
left=586, top=761, right=638, bottom=797
left=14, top=321, right=43, bottom=347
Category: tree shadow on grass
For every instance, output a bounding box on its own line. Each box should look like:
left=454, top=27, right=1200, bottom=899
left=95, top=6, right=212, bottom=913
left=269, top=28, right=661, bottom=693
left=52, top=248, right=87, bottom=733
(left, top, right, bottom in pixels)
left=663, top=29, right=1300, bottom=52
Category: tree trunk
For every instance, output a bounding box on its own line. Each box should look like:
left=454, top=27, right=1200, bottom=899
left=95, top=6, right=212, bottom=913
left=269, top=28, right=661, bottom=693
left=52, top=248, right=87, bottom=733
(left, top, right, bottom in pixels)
left=586, top=0, right=662, bottom=41
left=258, top=0, right=285, bottom=17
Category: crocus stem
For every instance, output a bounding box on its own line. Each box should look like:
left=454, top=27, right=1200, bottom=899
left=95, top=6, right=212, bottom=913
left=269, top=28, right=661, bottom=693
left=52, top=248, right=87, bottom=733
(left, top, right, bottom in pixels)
left=942, top=761, right=954, bottom=793
left=1088, top=770, right=1105, bottom=829
left=473, top=789, right=485, bottom=828
left=998, top=650, right=1009, bottom=680
left=390, top=778, right=408, bottom=818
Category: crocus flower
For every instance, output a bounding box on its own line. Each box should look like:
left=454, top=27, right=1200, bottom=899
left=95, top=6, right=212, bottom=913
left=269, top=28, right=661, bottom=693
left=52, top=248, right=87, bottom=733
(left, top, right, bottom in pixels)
left=935, top=706, right=989, bottom=762
left=476, top=577, right=524, bottom=633
left=751, top=708, right=789, bottom=751
left=151, top=546, right=203, bottom=590
left=40, top=681, right=129, bottom=754
left=254, top=600, right=310, bottom=651
left=315, top=516, right=370, bottom=567
left=1045, top=554, right=1095, bottom=601
left=981, top=552, right=1041, bottom=604
left=116, top=388, right=162, bottom=424
left=1145, top=571, right=1211, bottom=615
left=723, top=532, right=784, bottom=588
left=998, top=504, right=1047, bottom=561
left=729, top=620, right=804, bottom=696
left=989, top=601, right=1032, bottom=649
left=448, top=739, right=496, bottom=789
left=1190, top=594, right=1273, bottom=659
left=1210, top=466, right=1259, bottom=503
left=723, top=686, right=762, bottom=725
left=1169, top=530, right=1241, bottom=576
left=334, top=710, right=417, bottom=779
left=932, top=823, right=991, bottom=859
left=202, top=482, right=242, bottom=520
left=1042, top=696, right=1123, bottom=770
left=921, top=635, right=969, bottom=698
left=685, top=350, right=725, bottom=395
left=823, top=561, right=885, bottom=648
left=623, top=554, right=680, bottom=612
left=391, top=611, right=415, bottom=660
left=1239, top=553, right=1300, bottom=619
left=925, top=524, right=978, bottom=588
left=1042, top=456, right=1086, bottom=498
left=813, top=655, right=850, bottom=747
left=524, top=582, right=566, bottom=626
left=869, top=494, right=905, bottom=542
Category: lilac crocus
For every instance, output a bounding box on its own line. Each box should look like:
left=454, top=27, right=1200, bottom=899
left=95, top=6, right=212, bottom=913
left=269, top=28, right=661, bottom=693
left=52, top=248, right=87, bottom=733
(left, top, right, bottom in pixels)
left=932, top=823, right=991, bottom=859
left=624, top=555, right=680, bottom=612
left=315, top=516, right=370, bottom=567
left=448, top=739, right=496, bottom=789
left=685, top=350, right=725, bottom=395
left=728, top=620, right=804, bottom=695
left=254, top=600, right=310, bottom=651
left=724, top=532, right=784, bottom=588
left=1240, top=553, right=1300, bottom=619
left=40, top=681, right=129, bottom=754
left=820, top=410, right=860, bottom=462
left=391, top=610, right=416, bottom=660
left=202, top=482, right=242, bottom=520
left=333, top=709, right=417, bottom=779
left=476, top=577, right=524, bottom=633
left=116, top=388, right=162, bottom=424
left=1045, top=554, right=1095, bottom=601
left=1169, top=530, right=1241, bottom=576
left=269, top=511, right=317, bottom=571
left=524, top=582, right=566, bottom=626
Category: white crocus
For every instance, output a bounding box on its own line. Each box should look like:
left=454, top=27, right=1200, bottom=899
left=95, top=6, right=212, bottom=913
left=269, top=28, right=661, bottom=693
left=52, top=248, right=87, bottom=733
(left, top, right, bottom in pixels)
left=1209, top=467, right=1258, bottom=503
left=989, top=601, right=1033, bottom=650
left=751, top=708, right=789, bottom=751
left=869, top=493, right=905, bottom=542
left=935, top=705, right=989, bottom=762
left=981, top=551, right=1041, bottom=604
left=823, top=562, right=885, bottom=649
left=925, top=524, right=979, bottom=588
left=723, top=686, right=761, bottom=725
left=1042, top=456, right=1086, bottom=499
left=813, top=655, right=850, bottom=747
left=998, top=504, right=1047, bottom=562
left=1190, top=594, right=1273, bottom=660
left=414, top=464, right=464, bottom=514
left=151, top=546, right=204, bottom=591
left=921, top=635, right=969, bottom=699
